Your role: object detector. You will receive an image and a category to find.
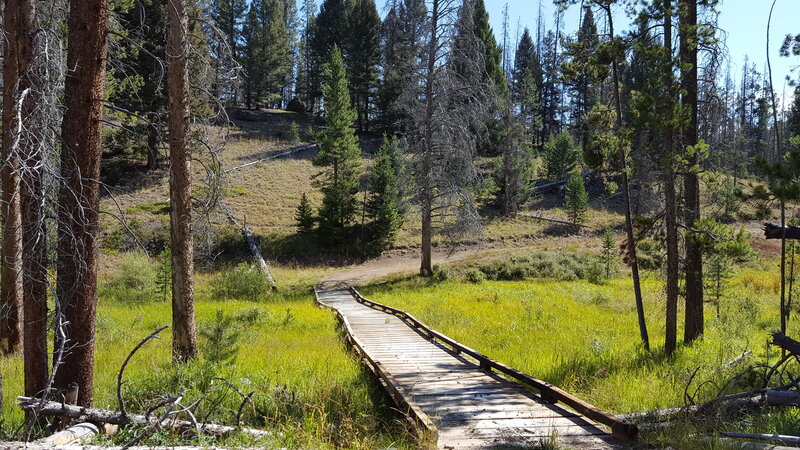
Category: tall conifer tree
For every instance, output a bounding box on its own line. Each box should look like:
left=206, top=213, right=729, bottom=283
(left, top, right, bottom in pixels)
left=315, top=46, right=362, bottom=241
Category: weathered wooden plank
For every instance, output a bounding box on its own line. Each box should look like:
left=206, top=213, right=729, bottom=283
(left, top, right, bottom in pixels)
left=315, top=288, right=625, bottom=449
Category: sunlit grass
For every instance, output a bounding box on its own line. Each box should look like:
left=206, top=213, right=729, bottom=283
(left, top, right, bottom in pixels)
left=359, top=257, right=800, bottom=445
left=0, top=259, right=411, bottom=448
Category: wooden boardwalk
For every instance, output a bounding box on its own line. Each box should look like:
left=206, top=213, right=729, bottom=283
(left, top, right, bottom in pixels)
left=316, top=288, right=634, bottom=449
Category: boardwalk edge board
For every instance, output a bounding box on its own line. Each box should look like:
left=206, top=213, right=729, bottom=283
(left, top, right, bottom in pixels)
left=313, top=289, right=439, bottom=445
left=345, top=286, right=638, bottom=442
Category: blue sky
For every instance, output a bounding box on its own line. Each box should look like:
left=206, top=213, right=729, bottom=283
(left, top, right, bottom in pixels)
left=353, top=0, right=799, bottom=103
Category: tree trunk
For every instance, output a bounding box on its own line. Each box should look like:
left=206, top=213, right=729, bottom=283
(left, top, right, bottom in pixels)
left=16, top=0, right=50, bottom=400
left=167, top=0, right=198, bottom=362
left=662, top=0, right=679, bottom=356
left=0, top=0, right=24, bottom=357
left=54, top=0, right=109, bottom=406
left=604, top=4, right=649, bottom=351
left=680, top=0, right=703, bottom=343
left=419, top=0, right=438, bottom=278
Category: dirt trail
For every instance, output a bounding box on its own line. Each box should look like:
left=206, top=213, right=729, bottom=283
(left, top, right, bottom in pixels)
left=317, top=245, right=499, bottom=289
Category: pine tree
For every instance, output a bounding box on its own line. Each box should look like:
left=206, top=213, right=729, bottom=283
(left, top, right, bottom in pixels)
left=345, top=0, right=381, bottom=132
left=472, top=0, right=508, bottom=98
left=295, top=192, right=316, bottom=233
left=315, top=46, right=362, bottom=241
left=241, top=0, right=292, bottom=108
left=563, top=6, right=600, bottom=156
left=111, top=0, right=167, bottom=168
left=543, top=131, right=580, bottom=181
left=496, top=112, right=535, bottom=218
left=310, top=0, right=350, bottom=106
left=367, top=137, right=407, bottom=251
left=210, top=0, right=246, bottom=103
left=564, top=173, right=588, bottom=224
left=296, top=0, right=317, bottom=110
left=512, top=28, right=543, bottom=146
left=789, top=88, right=800, bottom=141
left=540, top=29, right=563, bottom=141
left=376, top=0, right=428, bottom=130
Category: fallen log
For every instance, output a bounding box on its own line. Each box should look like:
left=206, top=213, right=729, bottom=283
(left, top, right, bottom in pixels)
left=620, top=389, right=800, bottom=422
left=36, top=422, right=99, bottom=446
left=772, top=332, right=800, bottom=356
left=532, top=170, right=596, bottom=194
left=17, top=397, right=272, bottom=439
left=225, top=143, right=318, bottom=173
left=220, top=202, right=277, bottom=291
left=518, top=212, right=594, bottom=229
left=721, top=432, right=800, bottom=446
left=764, top=223, right=800, bottom=240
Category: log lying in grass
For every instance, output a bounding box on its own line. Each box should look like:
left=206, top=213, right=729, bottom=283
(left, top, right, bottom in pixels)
left=764, top=223, right=800, bottom=240
left=36, top=422, right=99, bottom=446
left=772, top=332, right=800, bottom=356
left=532, top=170, right=596, bottom=194
left=225, top=143, right=319, bottom=172
left=517, top=213, right=594, bottom=229
left=220, top=202, right=277, bottom=291
left=17, top=397, right=272, bottom=439
left=721, top=432, right=800, bottom=446
left=620, top=389, right=800, bottom=423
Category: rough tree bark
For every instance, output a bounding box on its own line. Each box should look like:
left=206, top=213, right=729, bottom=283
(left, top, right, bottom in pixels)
left=0, top=0, right=24, bottom=356
left=662, top=0, right=680, bottom=356
left=167, top=0, right=198, bottom=361
left=603, top=2, right=650, bottom=351
left=54, top=0, right=109, bottom=406
left=680, top=0, right=703, bottom=343
left=419, top=0, right=439, bottom=277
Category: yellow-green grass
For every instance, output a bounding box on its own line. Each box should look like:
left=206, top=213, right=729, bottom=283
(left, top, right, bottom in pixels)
left=358, top=261, right=799, bottom=439
left=0, top=261, right=410, bottom=448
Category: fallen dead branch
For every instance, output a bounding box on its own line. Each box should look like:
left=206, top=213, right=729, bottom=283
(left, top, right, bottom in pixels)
left=220, top=202, right=277, bottom=290
left=772, top=332, right=800, bottom=356
left=532, top=170, right=596, bottom=194
left=35, top=422, right=99, bottom=446
left=764, top=223, right=800, bottom=240
left=721, top=431, right=800, bottom=446
left=620, top=389, right=800, bottom=423
left=518, top=212, right=595, bottom=229
left=17, top=397, right=271, bottom=439
left=225, top=143, right=318, bottom=172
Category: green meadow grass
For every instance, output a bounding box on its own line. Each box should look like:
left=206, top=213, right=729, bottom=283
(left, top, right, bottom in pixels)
left=359, top=259, right=800, bottom=445
left=0, top=256, right=411, bottom=448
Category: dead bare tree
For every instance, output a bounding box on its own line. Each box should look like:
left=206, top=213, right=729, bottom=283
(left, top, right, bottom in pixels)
left=0, top=0, right=25, bottom=357
left=54, top=0, right=109, bottom=406
left=403, top=0, right=493, bottom=276
left=167, top=0, right=198, bottom=361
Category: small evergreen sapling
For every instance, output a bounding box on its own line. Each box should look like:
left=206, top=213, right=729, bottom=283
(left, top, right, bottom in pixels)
left=565, top=173, right=589, bottom=224
left=295, top=192, right=315, bottom=233
left=543, top=131, right=581, bottom=181
left=601, top=228, right=616, bottom=279
left=199, top=310, right=241, bottom=366
left=366, top=137, right=407, bottom=251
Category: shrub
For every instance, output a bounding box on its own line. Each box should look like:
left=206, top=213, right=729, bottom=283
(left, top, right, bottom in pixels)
left=432, top=265, right=450, bottom=282
left=464, top=268, right=486, bottom=284
left=213, top=263, right=271, bottom=300
left=476, top=252, right=603, bottom=282
left=586, top=260, right=606, bottom=285
left=99, top=252, right=157, bottom=303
